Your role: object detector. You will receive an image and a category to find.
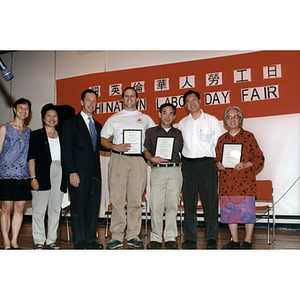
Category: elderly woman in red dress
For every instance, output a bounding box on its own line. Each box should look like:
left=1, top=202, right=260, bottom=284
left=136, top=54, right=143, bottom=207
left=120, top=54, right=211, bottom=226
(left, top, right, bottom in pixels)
left=215, top=106, right=264, bottom=249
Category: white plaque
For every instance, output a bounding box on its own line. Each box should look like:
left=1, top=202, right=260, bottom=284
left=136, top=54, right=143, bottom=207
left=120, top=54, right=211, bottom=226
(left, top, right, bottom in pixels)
left=123, top=129, right=142, bottom=154
left=154, top=137, right=175, bottom=160
left=221, top=143, right=243, bottom=168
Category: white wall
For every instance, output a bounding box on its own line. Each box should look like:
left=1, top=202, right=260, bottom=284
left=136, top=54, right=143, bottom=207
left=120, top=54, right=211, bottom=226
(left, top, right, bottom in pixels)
left=0, top=50, right=299, bottom=223
left=101, top=50, right=251, bottom=72
left=56, top=50, right=251, bottom=78
left=0, top=52, right=14, bottom=124
left=0, top=51, right=56, bottom=131
left=227, top=114, right=300, bottom=220
left=56, top=51, right=106, bottom=79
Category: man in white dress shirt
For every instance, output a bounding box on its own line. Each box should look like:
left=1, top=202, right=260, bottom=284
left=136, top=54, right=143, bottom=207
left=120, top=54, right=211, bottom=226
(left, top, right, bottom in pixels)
left=178, top=90, right=221, bottom=249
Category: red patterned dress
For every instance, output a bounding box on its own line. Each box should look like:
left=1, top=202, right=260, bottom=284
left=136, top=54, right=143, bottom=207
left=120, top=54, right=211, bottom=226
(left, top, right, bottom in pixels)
left=215, top=128, right=264, bottom=224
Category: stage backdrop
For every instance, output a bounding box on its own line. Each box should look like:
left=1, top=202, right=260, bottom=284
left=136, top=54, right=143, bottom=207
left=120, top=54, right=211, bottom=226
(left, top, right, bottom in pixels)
left=56, top=51, right=300, bottom=221
left=57, top=51, right=300, bottom=123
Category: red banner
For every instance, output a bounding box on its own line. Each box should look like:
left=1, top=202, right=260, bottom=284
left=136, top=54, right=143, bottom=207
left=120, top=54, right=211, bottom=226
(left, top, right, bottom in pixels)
left=56, top=51, right=300, bottom=125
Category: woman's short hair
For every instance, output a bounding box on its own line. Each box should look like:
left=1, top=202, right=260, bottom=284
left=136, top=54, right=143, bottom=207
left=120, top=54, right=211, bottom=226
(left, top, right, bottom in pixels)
left=41, top=103, right=59, bottom=125
left=223, top=106, right=244, bottom=125
left=13, top=98, right=32, bottom=115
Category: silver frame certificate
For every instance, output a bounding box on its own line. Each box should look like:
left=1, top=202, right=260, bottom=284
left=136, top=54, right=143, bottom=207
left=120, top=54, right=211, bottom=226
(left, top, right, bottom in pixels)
left=123, top=129, right=142, bottom=154
left=154, top=137, right=175, bottom=160
left=221, top=143, right=243, bottom=168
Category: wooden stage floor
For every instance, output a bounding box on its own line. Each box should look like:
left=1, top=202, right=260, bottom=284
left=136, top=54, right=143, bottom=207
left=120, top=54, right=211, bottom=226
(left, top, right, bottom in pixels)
left=3, top=217, right=300, bottom=250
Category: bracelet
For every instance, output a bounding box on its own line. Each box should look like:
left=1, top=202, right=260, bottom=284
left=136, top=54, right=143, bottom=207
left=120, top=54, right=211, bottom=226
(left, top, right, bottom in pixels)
left=31, top=177, right=37, bottom=180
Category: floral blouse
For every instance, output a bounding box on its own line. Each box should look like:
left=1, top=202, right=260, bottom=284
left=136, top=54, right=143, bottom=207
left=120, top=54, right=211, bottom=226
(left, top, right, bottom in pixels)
left=215, top=128, right=264, bottom=197
left=0, top=123, right=31, bottom=180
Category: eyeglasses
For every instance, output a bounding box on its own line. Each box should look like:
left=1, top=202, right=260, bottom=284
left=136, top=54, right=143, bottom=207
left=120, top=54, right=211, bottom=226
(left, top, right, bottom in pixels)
left=226, top=115, right=240, bottom=120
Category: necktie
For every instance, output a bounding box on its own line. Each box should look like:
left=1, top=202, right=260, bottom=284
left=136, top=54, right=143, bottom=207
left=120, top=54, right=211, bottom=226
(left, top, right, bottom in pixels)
left=88, top=116, right=97, bottom=152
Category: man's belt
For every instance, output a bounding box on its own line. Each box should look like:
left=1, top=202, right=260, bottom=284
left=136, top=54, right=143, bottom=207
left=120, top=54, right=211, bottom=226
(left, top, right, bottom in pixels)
left=182, top=156, right=212, bottom=161
left=152, top=163, right=180, bottom=168
left=112, top=150, right=142, bottom=157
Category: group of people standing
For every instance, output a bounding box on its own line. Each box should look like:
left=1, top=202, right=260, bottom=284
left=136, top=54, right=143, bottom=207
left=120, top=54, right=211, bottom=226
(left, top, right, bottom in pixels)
left=0, top=99, right=67, bottom=250
left=0, top=86, right=264, bottom=250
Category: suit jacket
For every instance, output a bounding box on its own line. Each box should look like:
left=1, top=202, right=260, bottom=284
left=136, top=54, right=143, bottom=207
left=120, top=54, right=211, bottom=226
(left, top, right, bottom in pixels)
left=61, top=113, right=102, bottom=182
left=27, top=126, right=67, bottom=193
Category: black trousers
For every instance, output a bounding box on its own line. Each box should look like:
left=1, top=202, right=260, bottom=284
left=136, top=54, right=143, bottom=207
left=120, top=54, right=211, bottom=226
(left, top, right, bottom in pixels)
left=181, top=157, right=219, bottom=242
left=68, top=177, right=101, bottom=246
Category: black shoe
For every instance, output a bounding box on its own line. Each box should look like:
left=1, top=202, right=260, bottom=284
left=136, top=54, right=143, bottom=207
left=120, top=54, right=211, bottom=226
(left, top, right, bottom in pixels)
left=10, top=246, right=22, bottom=250
left=181, top=240, right=197, bottom=249
left=146, top=241, right=162, bottom=249
left=165, top=241, right=178, bottom=249
left=74, top=242, right=86, bottom=250
left=86, top=241, right=104, bottom=249
left=222, top=240, right=240, bottom=249
left=240, top=241, right=252, bottom=249
left=207, top=239, right=217, bottom=249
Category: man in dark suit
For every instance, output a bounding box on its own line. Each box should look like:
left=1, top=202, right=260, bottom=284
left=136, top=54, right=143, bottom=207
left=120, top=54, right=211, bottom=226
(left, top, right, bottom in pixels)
left=61, top=89, right=103, bottom=249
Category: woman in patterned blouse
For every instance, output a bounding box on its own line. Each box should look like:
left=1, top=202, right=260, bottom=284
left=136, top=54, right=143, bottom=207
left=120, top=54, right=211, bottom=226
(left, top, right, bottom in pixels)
left=215, top=107, right=264, bottom=250
left=0, top=98, right=32, bottom=249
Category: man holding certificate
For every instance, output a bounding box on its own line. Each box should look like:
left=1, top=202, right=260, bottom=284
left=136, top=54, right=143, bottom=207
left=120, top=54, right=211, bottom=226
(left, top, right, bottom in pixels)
left=215, top=107, right=264, bottom=249
left=101, top=87, right=155, bottom=249
left=178, top=90, right=221, bottom=249
left=143, top=103, right=183, bottom=249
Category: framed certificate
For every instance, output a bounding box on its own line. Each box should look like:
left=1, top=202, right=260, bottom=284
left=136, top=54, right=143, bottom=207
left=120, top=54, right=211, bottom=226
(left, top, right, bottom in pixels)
left=221, top=143, right=243, bottom=168
left=154, top=136, right=175, bottom=160
left=123, top=129, right=142, bottom=154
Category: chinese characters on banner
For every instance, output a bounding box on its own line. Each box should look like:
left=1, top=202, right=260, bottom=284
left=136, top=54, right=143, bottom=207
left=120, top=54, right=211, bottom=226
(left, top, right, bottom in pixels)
left=56, top=51, right=300, bottom=125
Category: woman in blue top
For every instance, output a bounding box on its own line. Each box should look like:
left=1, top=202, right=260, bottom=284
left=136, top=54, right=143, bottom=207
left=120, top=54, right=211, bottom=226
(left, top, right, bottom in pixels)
left=0, top=98, right=32, bottom=250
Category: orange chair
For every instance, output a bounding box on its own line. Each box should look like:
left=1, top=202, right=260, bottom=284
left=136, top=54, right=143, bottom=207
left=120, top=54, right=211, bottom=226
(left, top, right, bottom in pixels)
left=255, top=180, right=275, bottom=244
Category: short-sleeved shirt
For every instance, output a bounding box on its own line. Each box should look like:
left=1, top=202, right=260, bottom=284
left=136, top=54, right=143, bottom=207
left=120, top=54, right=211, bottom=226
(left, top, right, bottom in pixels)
left=144, top=123, right=183, bottom=164
left=101, top=109, right=155, bottom=151
left=178, top=110, right=221, bottom=158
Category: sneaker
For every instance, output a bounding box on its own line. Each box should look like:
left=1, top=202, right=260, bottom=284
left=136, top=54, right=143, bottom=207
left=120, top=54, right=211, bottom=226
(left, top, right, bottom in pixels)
left=222, top=240, right=240, bottom=249
left=127, top=237, right=144, bottom=249
left=240, top=241, right=252, bottom=249
left=106, top=238, right=123, bottom=250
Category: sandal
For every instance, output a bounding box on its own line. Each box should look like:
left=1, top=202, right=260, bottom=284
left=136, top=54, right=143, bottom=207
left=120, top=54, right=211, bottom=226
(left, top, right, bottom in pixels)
left=11, top=246, right=21, bottom=249
left=46, top=242, right=60, bottom=250
left=34, top=244, right=44, bottom=250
